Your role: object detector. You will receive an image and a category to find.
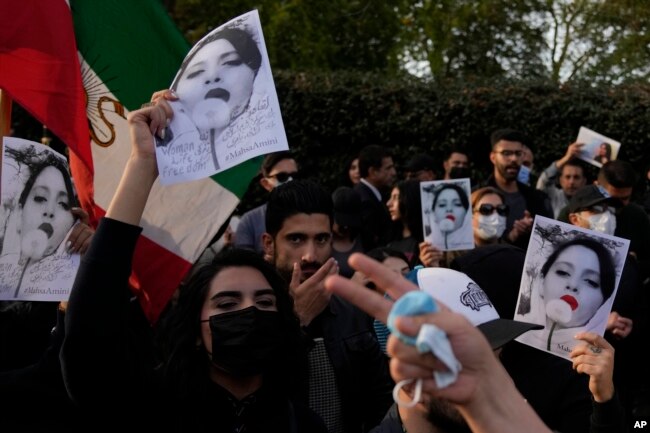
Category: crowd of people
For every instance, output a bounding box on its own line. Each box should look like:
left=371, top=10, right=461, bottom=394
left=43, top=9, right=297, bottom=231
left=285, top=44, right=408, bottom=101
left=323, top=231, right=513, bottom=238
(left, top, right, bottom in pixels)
left=2, top=86, right=650, bottom=433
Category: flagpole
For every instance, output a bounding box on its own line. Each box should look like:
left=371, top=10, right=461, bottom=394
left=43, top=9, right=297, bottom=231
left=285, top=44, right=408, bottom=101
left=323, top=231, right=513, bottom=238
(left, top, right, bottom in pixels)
left=0, top=89, right=11, bottom=137
left=0, top=88, right=12, bottom=194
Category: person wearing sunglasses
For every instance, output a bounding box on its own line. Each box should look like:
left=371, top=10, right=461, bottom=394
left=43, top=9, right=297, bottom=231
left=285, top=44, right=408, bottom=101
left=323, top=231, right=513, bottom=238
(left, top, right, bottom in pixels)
left=235, top=151, right=299, bottom=254
left=471, top=187, right=509, bottom=247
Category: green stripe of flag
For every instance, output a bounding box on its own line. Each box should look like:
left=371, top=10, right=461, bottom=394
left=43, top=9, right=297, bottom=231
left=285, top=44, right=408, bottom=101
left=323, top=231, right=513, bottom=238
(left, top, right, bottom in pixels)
left=71, top=0, right=188, bottom=111
left=71, top=0, right=260, bottom=197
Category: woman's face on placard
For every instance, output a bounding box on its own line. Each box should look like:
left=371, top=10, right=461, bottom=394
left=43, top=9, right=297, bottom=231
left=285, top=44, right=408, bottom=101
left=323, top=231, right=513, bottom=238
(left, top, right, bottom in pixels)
left=599, top=143, right=608, bottom=157
left=21, top=166, right=75, bottom=256
left=176, top=38, right=256, bottom=131
left=542, top=245, right=605, bottom=327
left=433, top=187, right=467, bottom=232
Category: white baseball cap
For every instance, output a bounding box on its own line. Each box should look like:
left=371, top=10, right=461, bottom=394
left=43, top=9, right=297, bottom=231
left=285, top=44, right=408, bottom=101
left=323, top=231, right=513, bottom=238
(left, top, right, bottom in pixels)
left=408, top=267, right=542, bottom=349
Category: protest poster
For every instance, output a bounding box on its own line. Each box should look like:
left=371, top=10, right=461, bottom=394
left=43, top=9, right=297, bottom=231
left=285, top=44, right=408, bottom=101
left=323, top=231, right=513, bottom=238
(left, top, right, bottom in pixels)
left=155, top=10, right=288, bottom=185
left=514, top=215, right=629, bottom=359
left=0, top=137, right=81, bottom=301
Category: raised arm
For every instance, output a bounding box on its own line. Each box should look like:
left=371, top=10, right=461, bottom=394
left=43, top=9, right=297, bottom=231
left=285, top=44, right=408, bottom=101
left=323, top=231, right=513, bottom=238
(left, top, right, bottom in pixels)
left=325, top=254, right=552, bottom=433
left=106, top=90, right=175, bottom=224
left=61, top=91, right=175, bottom=408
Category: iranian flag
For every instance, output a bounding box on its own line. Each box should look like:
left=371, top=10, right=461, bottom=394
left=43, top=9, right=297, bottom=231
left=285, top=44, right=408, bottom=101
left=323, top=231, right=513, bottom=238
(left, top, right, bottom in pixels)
left=1, top=0, right=261, bottom=323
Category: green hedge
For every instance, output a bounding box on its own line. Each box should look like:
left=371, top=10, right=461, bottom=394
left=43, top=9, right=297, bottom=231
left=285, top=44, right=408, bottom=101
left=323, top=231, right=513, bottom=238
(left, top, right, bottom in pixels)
left=257, top=70, right=650, bottom=211
left=12, top=70, right=650, bottom=212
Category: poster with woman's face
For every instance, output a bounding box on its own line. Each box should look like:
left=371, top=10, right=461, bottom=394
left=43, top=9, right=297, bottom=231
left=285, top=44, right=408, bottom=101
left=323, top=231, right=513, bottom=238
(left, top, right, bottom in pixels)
left=513, top=215, right=629, bottom=360
left=420, top=178, right=474, bottom=251
left=575, top=126, right=621, bottom=168
left=155, top=9, right=289, bottom=185
left=0, top=137, right=81, bottom=301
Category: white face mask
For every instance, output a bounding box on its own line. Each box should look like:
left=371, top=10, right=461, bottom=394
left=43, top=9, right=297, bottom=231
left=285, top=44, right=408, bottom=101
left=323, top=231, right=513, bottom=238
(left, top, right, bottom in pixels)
left=476, top=213, right=506, bottom=240
left=584, top=211, right=617, bottom=235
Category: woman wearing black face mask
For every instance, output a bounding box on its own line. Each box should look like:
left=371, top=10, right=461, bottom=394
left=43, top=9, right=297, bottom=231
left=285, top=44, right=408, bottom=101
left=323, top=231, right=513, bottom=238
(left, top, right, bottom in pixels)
left=60, top=93, right=326, bottom=432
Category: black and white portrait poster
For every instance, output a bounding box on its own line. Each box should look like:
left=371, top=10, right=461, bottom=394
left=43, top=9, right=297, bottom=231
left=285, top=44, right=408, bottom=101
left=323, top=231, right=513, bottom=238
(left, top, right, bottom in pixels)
left=513, top=215, right=629, bottom=360
left=575, top=126, right=620, bottom=169
left=155, top=10, right=289, bottom=185
left=0, top=137, right=81, bottom=301
left=420, top=178, right=474, bottom=251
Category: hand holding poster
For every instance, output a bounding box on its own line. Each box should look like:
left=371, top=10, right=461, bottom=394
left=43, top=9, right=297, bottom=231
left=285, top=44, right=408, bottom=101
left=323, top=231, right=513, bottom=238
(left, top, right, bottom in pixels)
left=155, top=10, right=289, bottom=185
left=575, top=126, right=621, bottom=168
left=513, top=215, right=629, bottom=360
left=420, top=178, right=474, bottom=251
left=0, top=137, right=81, bottom=301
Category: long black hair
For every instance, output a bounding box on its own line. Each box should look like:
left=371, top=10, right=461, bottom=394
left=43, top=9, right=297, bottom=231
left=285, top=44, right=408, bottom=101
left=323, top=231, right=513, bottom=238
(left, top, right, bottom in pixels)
left=396, top=179, right=424, bottom=243
left=156, top=248, right=307, bottom=402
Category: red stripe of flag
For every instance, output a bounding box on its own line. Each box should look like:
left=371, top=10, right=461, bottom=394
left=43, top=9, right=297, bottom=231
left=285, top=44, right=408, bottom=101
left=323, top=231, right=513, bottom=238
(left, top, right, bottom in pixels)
left=0, top=0, right=90, bottom=170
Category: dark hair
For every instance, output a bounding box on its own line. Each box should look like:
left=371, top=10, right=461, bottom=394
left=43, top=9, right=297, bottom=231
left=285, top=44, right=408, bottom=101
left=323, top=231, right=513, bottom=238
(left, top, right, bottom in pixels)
left=19, top=153, right=77, bottom=209
left=395, top=179, right=424, bottom=243
left=598, top=142, right=612, bottom=159
left=265, top=179, right=333, bottom=237
left=470, top=186, right=505, bottom=210
left=340, top=155, right=360, bottom=187
left=598, top=160, right=637, bottom=188
left=540, top=237, right=616, bottom=302
left=260, top=151, right=295, bottom=177
left=443, top=146, right=469, bottom=161
left=157, top=248, right=306, bottom=401
left=560, top=158, right=586, bottom=176
left=172, top=27, right=262, bottom=91
left=490, top=128, right=527, bottom=149
left=358, top=144, right=393, bottom=178
left=432, top=183, right=470, bottom=212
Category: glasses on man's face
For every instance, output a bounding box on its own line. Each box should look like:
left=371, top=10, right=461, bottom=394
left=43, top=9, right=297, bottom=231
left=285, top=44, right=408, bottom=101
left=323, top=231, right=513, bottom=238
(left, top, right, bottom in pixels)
left=494, top=150, right=523, bottom=158
left=268, top=171, right=298, bottom=183
left=475, top=203, right=509, bottom=216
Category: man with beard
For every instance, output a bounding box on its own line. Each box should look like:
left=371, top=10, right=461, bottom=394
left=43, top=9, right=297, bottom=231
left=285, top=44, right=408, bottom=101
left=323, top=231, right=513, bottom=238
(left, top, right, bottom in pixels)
left=262, top=179, right=393, bottom=433
left=536, top=142, right=588, bottom=218
left=480, top=129, right=552, bottom=249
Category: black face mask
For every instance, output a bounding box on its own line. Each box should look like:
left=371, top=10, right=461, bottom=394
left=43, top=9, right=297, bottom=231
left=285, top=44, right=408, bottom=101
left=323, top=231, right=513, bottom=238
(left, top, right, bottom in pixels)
left=207, top=306, right=283, bottom=377
left=449, top=166, right=471, bottom=179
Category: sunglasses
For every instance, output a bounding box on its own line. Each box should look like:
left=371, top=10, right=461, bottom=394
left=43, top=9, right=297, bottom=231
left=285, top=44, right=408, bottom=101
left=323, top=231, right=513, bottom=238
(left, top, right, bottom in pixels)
left=268, top=171, right=298, bottom=183
left=475, top=203, right=509, bottom=216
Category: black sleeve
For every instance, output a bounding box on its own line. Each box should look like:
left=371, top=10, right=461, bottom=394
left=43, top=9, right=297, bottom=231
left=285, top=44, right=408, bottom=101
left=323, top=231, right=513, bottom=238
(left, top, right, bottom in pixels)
left=60, top=217, right=156, bottom=408
left=590, top=392, right=626, bottom=433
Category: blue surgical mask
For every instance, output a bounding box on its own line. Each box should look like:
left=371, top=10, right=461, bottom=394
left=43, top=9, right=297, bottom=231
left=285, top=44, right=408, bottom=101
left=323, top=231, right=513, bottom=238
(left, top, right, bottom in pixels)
left=517, top=165, right=531, bottom=185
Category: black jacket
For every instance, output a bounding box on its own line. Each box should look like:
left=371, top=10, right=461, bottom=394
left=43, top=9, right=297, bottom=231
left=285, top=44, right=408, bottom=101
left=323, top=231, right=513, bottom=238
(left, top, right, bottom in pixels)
left=60, top=218, right=326, bottom=432
left=354, top=181, right=393, bottom=248
left=311, top=295, right=394, bottom=432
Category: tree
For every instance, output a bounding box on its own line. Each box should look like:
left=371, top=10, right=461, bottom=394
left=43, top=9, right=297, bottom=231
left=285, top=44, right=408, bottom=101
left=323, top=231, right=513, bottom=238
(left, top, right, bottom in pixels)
left=169, top=0, right=406, bottom=72
left=396, top=0, right=548, bottom=81
left=166, top=0, right=650, bottom=84
left=396, top=0, right=650, bottom=84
